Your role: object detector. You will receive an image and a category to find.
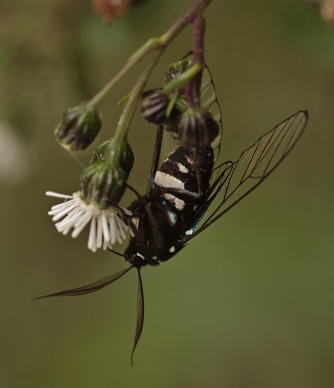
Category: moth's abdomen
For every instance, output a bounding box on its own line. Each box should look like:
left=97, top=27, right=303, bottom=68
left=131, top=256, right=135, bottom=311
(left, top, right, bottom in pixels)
left=153, top=146, right=214, bottom=211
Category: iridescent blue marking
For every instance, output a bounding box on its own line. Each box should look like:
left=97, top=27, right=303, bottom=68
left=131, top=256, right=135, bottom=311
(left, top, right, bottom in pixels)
left=185, top=201, right=212, bottom=235
left=168, top=211, right=177, bottom=225
left=149, top=174, right=156, bottom=190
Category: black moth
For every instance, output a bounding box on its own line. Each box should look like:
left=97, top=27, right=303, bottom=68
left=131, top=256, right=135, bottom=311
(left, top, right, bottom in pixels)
left=33, top=61, right=308, bottom=365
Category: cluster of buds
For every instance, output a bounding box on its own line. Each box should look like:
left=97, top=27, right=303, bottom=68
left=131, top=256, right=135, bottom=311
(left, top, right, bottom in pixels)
left=49, top=104, right=135, bottom=251
left=141, top=58, right=219, bottom=149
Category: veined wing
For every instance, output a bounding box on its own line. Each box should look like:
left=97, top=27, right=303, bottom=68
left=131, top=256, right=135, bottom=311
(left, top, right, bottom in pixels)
left=200, top=58, right=222, bottom=157
left=189, top=110, right=308, bottom=238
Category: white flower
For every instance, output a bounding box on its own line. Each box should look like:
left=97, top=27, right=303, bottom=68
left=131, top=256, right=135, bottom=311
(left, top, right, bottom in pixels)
left=46, top=191, right=132, bottom=252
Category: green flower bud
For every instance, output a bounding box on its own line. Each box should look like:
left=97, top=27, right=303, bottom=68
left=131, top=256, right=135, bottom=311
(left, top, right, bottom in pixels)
left=81, top=138, right=134, bottom=208
left=178, top=107, right=219, bottom=149
left=163, top=59, right=192, bottom=86
left=80, top=160, right=125, bottom=209
left=54, top=103, right=101, bottom=151
left=119, top=139, right=135, bottom=177
left=89, top=138, right=134, bottom=178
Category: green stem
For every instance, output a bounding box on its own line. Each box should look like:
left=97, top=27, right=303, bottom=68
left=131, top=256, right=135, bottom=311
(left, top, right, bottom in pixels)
left=163, top=64, right=201, bottom=95
left=86, top=0, right=213, bottom=108
left=107, top=51, right=163, bottom=164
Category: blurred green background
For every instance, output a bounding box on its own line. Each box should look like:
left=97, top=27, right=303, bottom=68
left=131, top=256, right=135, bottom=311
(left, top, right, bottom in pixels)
left=1, top=0, right=333, bottom=387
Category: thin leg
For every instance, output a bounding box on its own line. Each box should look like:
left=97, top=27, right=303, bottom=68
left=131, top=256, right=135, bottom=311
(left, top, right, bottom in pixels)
left=148, top=125, right=164, bottom=194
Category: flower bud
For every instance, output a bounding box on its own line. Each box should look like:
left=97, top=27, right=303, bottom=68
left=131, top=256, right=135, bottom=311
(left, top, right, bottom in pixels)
left=80, top=160, right=125, bottom=209
left=178, top=107, right=219, bottom=149
left=119, top=139, right=135, bottom=177
left=141, top=89, right=170, bottom=125
left=54, top=104, right=101, bottom=151
left=163, top=59, right=192, bottom=86
left=90, top=138, right=134, bottom=177
left=82, top=139, right=134, bottom=208
left=141, top=88, right=190, bottom=128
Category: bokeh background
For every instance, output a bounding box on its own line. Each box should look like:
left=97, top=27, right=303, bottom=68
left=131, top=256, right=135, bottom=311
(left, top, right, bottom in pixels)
left=1, top=0, right=333, bottom=387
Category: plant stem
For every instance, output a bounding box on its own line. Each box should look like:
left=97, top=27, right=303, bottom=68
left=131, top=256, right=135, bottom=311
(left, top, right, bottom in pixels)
left=185, top=13, right=205, bottom=108
left=87, top=0, right=213, bottom=108
left=107, top=51, right=163, bottom=164
left=163, top=64, right=201, bottom=95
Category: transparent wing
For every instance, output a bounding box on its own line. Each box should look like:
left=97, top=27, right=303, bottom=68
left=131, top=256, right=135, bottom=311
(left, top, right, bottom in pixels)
left=182, top=51, right=223, bottom=155
left=188, top=110, right=308, bottom=238
left=200, top=58, right=223, bottom=157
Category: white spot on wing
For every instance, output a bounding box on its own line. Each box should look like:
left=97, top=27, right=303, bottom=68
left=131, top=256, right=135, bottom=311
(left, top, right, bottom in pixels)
left=169, top=246, right=175, bottom=253
left=154, top=171, right=185, bottom=189
left=163, top=193, right=185, bottom=210
left=136, top=252, right=145, bottom=260
left=176, top=162, right=189, bottom=173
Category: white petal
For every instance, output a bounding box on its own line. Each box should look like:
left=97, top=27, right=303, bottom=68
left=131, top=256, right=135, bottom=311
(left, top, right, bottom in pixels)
left=117, top=219, right=127, bottom=241
left=103, top=237, right=109, bottom=250
left=55, top=208, right=83, bottom=231
left=122, top=207, right=133, bottom=216
left=50, top=203, right=77, bottom=221
left=46, top=191, right=73, bottom=199
left=88, top=217, right=97, bottom=252
left=101, top=212, right=110, bottom=243
left=96, top=216, right=103, bottom=248
left=116, top=215, right=129, bottom=233
left=108, top=215, right=118, bottom=245
left=71, top=211, right=92, bottom=238
left=49, top=199, right=75, bottom=212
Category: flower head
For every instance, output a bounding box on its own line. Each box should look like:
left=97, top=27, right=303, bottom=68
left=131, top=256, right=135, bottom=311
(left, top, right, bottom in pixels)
left=46, top=137, right=134, bottom=252
left=141, top=89, right=170, bottom=125
left=46, top=191, right=132, bottom=252
left=54, top=103, right=101, bottom=152
left=178, top=107, right=219, bottom=148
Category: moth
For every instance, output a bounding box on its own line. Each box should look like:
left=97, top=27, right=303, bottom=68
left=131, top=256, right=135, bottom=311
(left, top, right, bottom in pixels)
left=33, top=60, right=308, bottom=365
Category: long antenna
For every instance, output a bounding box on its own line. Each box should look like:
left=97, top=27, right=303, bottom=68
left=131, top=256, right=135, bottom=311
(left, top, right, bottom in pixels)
left=131, top=267, right=144, bottom=366
left=30, top=266, right=133, bottom=301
